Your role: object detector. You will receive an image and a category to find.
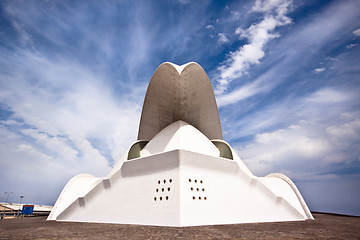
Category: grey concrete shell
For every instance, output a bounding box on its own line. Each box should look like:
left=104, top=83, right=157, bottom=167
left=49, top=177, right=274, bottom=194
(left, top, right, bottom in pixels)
left=138, top=62, right=223, bottom=141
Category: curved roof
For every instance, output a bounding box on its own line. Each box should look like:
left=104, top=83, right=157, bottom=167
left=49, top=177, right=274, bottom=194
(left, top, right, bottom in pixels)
left=138, top=62, right=222, bottom=140
left=47, top=174, right=100, bottom=220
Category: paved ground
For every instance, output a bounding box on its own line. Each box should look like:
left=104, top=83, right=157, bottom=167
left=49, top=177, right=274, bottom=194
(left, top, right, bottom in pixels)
left=0, top=213, right=359, bottom=239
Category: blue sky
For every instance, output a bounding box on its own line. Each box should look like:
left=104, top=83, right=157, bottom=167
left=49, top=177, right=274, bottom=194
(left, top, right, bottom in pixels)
left=0, top=0, right=359, bottom=216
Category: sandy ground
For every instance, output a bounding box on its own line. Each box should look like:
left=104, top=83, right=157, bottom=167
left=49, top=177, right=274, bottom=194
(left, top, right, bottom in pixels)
left=0, top=213, right=359, bottom=239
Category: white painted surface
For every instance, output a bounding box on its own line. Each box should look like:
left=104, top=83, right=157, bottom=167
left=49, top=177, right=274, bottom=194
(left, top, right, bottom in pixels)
left=49, top=62, right=313, bottom=226
left=50, top=121, right=313, bottom=226
left=141, top=120, right=219, bottom=158
left=47, top=174, right=100, bottom=220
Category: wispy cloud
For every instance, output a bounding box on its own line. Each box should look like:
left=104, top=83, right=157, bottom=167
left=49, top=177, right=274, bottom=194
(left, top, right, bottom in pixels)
left=0, top=0, right=227, bottom=204
left=11, top=20, right=33, bottom=46
left=215, top=0, right=293, bottom=94
left=238, top=87, right=359, bottom=179
left=346, top=44, right=358, bottom=49
left=314, top=67, right=326, bottom=73
left=0, top=47, right=141, bottom=203
left=353, top=28, right=360, bottom=37
left=305, top=88, right=351, bottom=104
left=0, top=0, right=359, bottom=216
left=216, top=0, right=360, bottom=106
left=217, top=33, right=229, bottom=44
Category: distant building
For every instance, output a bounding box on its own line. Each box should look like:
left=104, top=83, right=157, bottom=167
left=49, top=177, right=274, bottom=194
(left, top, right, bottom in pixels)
left=1, top=202, right=52, bottom=218
left=48, top=62, right=313, bottom=226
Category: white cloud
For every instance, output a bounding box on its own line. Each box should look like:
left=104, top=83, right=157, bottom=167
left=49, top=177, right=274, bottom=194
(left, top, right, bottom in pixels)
left=215, top=0, right=360, bottom=106
left=346, top=43, right=357, bottom=49
left=205, top=25, right=214, bottom=30
left=252, top=0, right=291, bottom=13
left=240, top=117, right=359, bottom=179
left=215, top=0, right=293, bottom=94
left=0, top=119, right=23, bottom=126
left=11, top=20, right=33, bottom=46
left=215, top=61, right=283, bottom=104
left=314, top=67, right=326, bottom=73
left=241, top=122, right=329, bottom=175
left=305, top=88, right=351, bottom=104
left=226, top=86, right=357, bottom=142
left=20, top=128, right=79, bottom=161
left=326, top=118, right=360, bottom=146
left=353, top=28, right=360, bottom=37
left=0, top=49, right=141, bottom=203
left=0, top=125, right=110, bottom=204
left=178, top=0, right=191, bottom=4
left=216, top=79, right=265, bottom=106
left=232, top=86, right=359, bottom=181
left=217, top=33, right=229, bottom=44
left=230, top=10, right=241, bottom=20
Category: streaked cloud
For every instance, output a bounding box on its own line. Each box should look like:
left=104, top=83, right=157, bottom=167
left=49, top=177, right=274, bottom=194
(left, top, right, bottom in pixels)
left=0, top=0, right=359, bottom=216
left=346, top=43, right=358, bottom=49
left=217, top=33, right=229, bottom=44
left=215, top=0, right=293, bottom=94
left=0, top=47, right=141, bottom=203
left=239, top=87, right=359, bottom=177
left=314, top=67, right=326, bottom=73
left=353, top=28, right=360, bottom=37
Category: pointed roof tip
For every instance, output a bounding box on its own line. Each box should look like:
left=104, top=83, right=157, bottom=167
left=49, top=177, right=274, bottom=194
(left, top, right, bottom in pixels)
left=162, top=62, right=200, bottom=74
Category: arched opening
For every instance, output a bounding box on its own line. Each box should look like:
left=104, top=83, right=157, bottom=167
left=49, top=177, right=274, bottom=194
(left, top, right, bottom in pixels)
left=212, top=140, right=233, bottom=160
left=127, top=140, right=149, bottom=160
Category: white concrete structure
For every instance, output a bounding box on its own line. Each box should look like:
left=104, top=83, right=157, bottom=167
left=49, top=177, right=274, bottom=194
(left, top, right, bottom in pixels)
left=48, top=62, right=313, bottom=226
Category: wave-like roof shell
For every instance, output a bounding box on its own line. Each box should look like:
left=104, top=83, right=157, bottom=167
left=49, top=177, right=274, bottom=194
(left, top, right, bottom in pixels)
left=138, top=62, right=222, bottom=140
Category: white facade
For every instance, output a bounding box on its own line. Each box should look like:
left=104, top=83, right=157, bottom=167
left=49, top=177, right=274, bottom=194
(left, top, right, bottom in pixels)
left=48, top=62, right=313, bottom=226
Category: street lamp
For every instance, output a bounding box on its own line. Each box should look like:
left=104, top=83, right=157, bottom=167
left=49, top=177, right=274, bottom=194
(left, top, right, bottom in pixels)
left=17, top=196, right=24, bottom=218
left=2, top=192, right=13, bottom=219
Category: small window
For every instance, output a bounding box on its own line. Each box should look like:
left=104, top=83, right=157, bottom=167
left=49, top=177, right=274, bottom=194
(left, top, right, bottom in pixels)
left=158, top=180, right=160, bottom=184
left=156, top=189, right=159, bottom=192
left=161, top=188, right=164, bottom=192
left=204, top=197, right=207, bottom=200
left=200, top=180, right=203, bottom=184
left=154, top=197, right=157, bottom=201
left=191, top=187, right=193, bottom=191
left=189, top=179, right=191, bottom=182
left=196, top=188, right=199, bottom=191
left=164, top=179, right=166, bottom=184
left=169, top=179, right=173, bottom=183
left=166, top=196, right=169, bottom=200
left=160, top=197, right=162, bottom=201
left=199, top=197, right=202, bottom=200
left=195, top=180, right=197, bottom=183
left=167, top=187, right=170, bottom=192
left=202, top=188, right=205, bottom=192
left=193, top=196, right=195, bottom=200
